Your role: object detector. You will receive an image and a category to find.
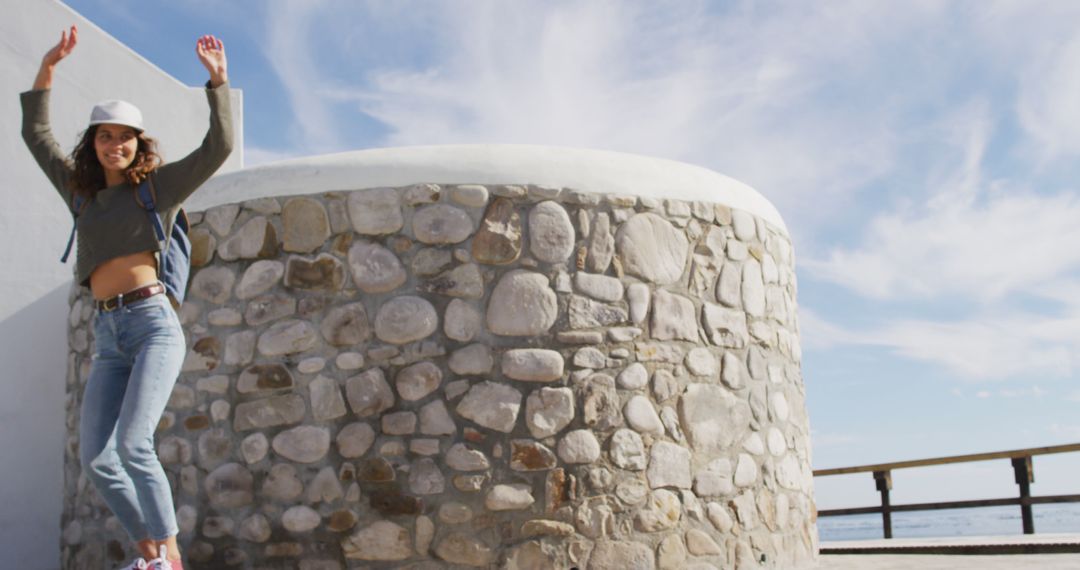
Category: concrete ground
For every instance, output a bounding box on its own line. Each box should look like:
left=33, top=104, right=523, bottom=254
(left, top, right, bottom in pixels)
left=817, top=533, right=1080, bottom=569
left=818, top=553, right=1080, bottom=569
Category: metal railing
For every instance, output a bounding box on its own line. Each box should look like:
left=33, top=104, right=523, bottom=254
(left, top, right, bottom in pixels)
left=813, top=442, right=1080, bottom=538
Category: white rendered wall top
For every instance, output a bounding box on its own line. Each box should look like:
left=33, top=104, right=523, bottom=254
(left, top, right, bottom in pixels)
left=192, top=144, right=789, bottom=235
left=0, top=0, right=242, bottom=567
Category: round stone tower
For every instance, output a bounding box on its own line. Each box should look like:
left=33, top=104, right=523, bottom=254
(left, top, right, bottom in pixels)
left=61, top=145, right=816, bottom=569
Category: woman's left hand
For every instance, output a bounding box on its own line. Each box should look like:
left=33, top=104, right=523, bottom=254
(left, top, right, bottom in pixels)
left=196, top=35, right=228, bottom=87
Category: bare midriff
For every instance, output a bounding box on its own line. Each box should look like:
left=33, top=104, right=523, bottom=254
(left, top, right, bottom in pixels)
left=89, top=251, right=159, bottom=300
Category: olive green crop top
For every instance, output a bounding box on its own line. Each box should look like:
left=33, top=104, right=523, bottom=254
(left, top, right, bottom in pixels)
left=20, top=82, right=234, bottom=286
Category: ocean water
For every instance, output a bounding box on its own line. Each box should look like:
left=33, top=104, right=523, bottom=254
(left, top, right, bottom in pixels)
left=817, top=504, right=1080, bottom=542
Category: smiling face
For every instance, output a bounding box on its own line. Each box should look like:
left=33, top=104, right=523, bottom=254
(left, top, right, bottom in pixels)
left=93, top=123, right=139, bottom=180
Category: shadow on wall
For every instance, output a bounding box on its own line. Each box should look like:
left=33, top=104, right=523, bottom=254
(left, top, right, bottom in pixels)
left=0, top=283, right=69, bottom=569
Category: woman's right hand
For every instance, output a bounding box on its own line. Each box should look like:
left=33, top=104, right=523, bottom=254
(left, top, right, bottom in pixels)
left=34, top=25, right=78, bottom=89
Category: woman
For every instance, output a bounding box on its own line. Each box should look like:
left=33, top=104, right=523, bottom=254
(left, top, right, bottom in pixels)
left=22, top=25, right=233, bottom=570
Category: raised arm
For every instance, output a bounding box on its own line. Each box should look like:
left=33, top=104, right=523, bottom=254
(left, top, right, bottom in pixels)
left=33, top=25, right=78, bottom=90
left=153, top=35, right=234, bottom=208
left=23, top=25, right=79, bottom=203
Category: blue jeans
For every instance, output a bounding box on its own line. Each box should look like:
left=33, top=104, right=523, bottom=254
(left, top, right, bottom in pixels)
left=79, top=291, right=184, bottom=541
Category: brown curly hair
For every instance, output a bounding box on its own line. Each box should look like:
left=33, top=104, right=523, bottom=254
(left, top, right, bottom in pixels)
left=68, top=125, right=163, bottom=199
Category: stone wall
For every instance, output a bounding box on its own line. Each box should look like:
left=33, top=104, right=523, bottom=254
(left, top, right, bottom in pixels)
left=62, top=181, right=816, bottom=569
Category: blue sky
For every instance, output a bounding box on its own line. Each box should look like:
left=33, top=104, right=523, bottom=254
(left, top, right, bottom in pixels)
left=60, top=0, right=1080, bottom=512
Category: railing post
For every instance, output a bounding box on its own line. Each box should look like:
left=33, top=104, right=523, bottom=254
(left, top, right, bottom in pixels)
left=1012, top=456, right=1035, bottom=534
left=873, top=470, right=893, bottom=539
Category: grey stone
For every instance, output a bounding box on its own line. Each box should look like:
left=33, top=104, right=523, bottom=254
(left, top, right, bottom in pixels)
left=282, top=505, right=321, bottom=533
left=257, top=319, right=317, bottom=356
left=263, top=466, right=306, bottom=500
left=205, top=203, right=240, bottom=236
left=403, top=183, right=440, bottom=205
left=685, top=529, right=722, bottom=556
left=444, top=299, right=482, bottom=342
left=415, top=515, right=435, bottom=555
left=734, top=453, right=758, bottom=487
left=439, top=502, right=473, bottom=524
left=701, top=302, right=749, bottom=348
left=190, top=228, right=216, bottom=267
left=743, top=432, right=765, bottom=455
left=413, top=204, right=474, bottom=244
left=382, top=410, right=417, bottom=435
left=732, top=209, right=756, bottom=240
left=284, top=253, right=346, bottom=292
left=444, top=379, right=470, bottom=400
left=336, top=422, right=376, bottom=458
left=282, top=198, right=330, bottom=253
left=685, top=347, right=717, bottom=376
left=348, top=188, right=403, bottom=235
left=450, top=184, right=489, bottom=207
left=419, top=400, right=457, bottom=435
left=486, top=270, right=557, bottom=336
left=348, top=241, right=407, bottom=293
left=224, top=330, right=256, bottom=366
left=448, top=344, right=493, bottom=375
left=244, top=294, right=296, bottom=326
left=558, top=330, right=605, bottom=344
left=617, top=362, right=648, bottom=390
left=716, top=262, right=742, bottom=307
left=157, top=436, right=192, bottom=465
left=396, top=361, right=443, bottom=401
left=616, top=213, right=689, bottom=285
left=568, top=295, right=628, bottom=329
left=647, top=441, right=691, bottom=489
left=589, top=540, right=655, bottom=570
left=205, top=463, right=253, bottom=508
left=240, top=432, right=268, bottom=464
left=558, top=429, right=601, bottom=464
left=472, top=197, right=522, bottom=265
left=574, top=272, right=623, bottom=302
left=409, top=458, right=446, bottom=495
left=181, top=338, right=220, bottom=373
left=272, top=425, right=330, bottom=463
left=609, top=428, right=647, bottom=470
left=776, top=455, right=805, bottom=491
left=310, top=375, right=347, bottom=421
left=502, top=349, right=564, bottom=382
left=721, top=351, right=746, bottom=390
left=457, top=381, right=522, bottom=433
left=771, top=391, right=790, bottom=422
left=608, top=326, right=643, bottom=342
left=627, top=282, right=650, bottom=324
left=218, top=216, right=278, bottom=261
left=235, top=260, right=284, bottom=299
left=581, top=374, right=622, bottom=431
left=233, top=395, right=305, bottom=431
left=635, top=489, right=682, bottom=532
left=624, top=395, right=664, bottom=435
left=243, top=197, right=280, bottom=214
left=573, top=347, right=607, bottom=369
left=742, top=258, right=765, bottom=317
left=321, top=302, right=371, bottom=346
left=335, top=352, right=364, bottom=370
left=528, top=201, right=575, bottom=263
left=706, top=502, right=734, bottom=532
left=446, top=443, right=490, bottom=471
left=342, top=521, right=412, bottom=561
left=522, top=519, right=577, bottom=537
left=412, top=247, right=454, bottom=276
left=727, top=239, right=748, bottom=261
left=680, top=383, right=750, bottom=454
left=434, top=533, right=494, bottom=567
left=485, top=483, right=535, bottom=511
left=616, top=479, right=649, bottom=506
left=525, top=387, right=575, bottom=438
left=510, top=439, right=558, bottom=471
left=345, top=368, right=395, bottom=417
left=651, top=289, right=698, bottom=341
left=307, top=466, right=344, bottom=503
left=660, top=406, right=685, bottom=441
left=190, top=266, right=236, bottom=304
left=207, top=307, right=242, bottom=327
left=239, top=513, right=271, bottom=543
left=374, top=296, right=438, bottom=344
left=410, top=439, right=441, bottom=456
left=695, top=459, right=734, bottom=497
left=586, top=212, right=615, bottom=272
left=421, top=263, right=483, bottom=298
left=197, top=374, right=229, bottom=395
left=768, top=427, right=787, bottom=456
left=237, top=364, right=293, bottom=394
left=658, top=534, right=688, bottom=570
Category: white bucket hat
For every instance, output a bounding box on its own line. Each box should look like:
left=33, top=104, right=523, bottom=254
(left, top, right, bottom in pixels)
left=88, top=100, right=144, bottom=131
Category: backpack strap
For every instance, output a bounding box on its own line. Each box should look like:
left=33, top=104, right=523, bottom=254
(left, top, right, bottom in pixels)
left=135, top=176, right=174, bottom=276
left=60, top=194, right=88, bottom=263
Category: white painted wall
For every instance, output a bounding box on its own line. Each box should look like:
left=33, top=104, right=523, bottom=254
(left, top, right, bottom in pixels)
left=0, top=1, right=242, bottom=567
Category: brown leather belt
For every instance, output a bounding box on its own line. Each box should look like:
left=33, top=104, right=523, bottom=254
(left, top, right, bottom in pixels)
left=96, top=282, right=166, bottom=312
